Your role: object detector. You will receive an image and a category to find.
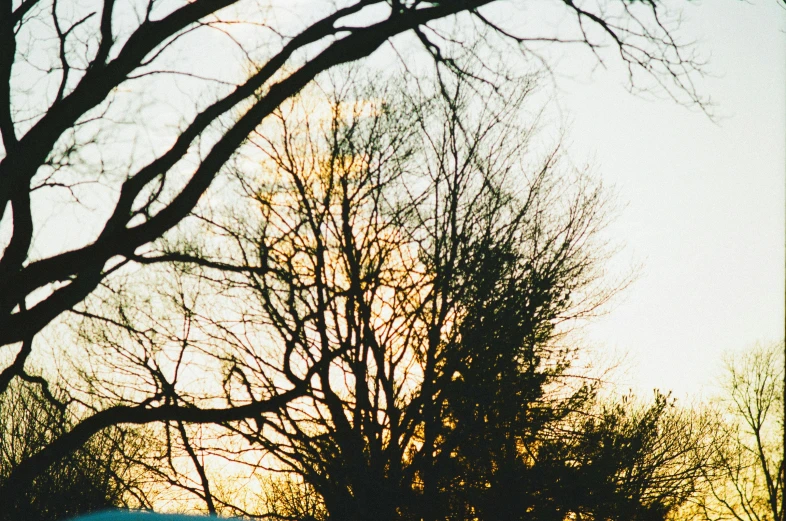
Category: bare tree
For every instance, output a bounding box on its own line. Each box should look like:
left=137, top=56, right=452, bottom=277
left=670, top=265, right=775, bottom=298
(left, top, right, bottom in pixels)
left=260, top=474, right=328, bottom=521
left=0, top=379, right=148, bottom=520
left=697, top=343, right=784, bottom=521
left=0, top=0, right=707, bottom=501
left=123, top=72, right=713, bottom=521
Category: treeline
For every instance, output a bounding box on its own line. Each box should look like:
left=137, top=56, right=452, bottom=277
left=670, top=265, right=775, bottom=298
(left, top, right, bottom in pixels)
left=0, top=75, right=782, bottom=521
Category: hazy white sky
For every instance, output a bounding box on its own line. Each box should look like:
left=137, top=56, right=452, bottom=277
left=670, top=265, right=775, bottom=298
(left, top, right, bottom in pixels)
left=13, top=0, right=782, bottom=401
left=555, top=0, right=785, bottom=399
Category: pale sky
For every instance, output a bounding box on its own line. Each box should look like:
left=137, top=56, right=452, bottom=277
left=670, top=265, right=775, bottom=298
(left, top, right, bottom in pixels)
left=10, top=0, right=783, bottom=401
left=556, top=0, right=786, bottom=399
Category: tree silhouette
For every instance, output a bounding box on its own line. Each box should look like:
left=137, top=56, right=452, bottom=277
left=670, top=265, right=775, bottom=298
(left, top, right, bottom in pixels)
left=110, top=76, right=711, bottom=521
left=698, top=343, right=785, bottom=521
left=0, top=380, right=147, bottom=520
left=0, top=0, right=707, bottom=503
